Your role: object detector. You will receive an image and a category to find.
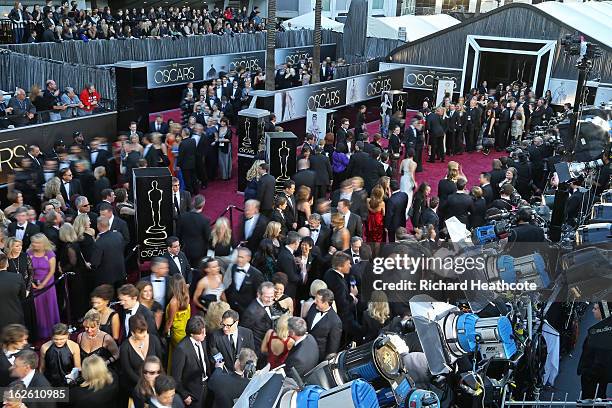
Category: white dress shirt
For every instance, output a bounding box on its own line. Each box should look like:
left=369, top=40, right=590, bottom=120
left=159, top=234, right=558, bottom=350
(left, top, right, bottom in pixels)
left=311, top=308, right=330, bottom=329
left=22, top=369, right=36, bottom=388
left=310, top=227, right=320, bottom=243
left=343, top=212, right=350, bottom=229
left=190, top=337, right=208, bottom=381
left=90, top=150, right=99, bottom=165
left=124, top=302, right=141, bottom=336
left=15, top=223, right=27, bottom=241
left=256, top=298, right=272, bottom=319
left=244, top=215, right=258, bottom=239
left=234, top=263, right=250, bottom=291
left=151, top=275, right=167, bottom=308
left=170, top=253, right=182, bottom=273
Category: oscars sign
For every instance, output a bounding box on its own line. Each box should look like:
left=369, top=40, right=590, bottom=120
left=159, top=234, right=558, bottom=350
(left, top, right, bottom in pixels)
left=133, top=168, right=173, bottom=260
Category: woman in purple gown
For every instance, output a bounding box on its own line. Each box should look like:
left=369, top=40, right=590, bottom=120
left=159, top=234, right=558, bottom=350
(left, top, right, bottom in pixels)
left=27, top=233, right=60, bottom=339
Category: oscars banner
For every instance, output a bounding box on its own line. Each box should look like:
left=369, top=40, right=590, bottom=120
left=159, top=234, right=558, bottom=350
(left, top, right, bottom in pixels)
left=434, top=79, right=455, bottom=106
left=379, top=62, right=463, bottom=92
left=273, top=68, right=404, bottom=122
left=146, top=57, right=205, bottom=89
left=265, top=132, right=298, bottom=192
left=204, top=51, right=265, bottom=80
left=133, top=168, right=173, bottom=261
left=237, top=108, right=270, bottom=192
left=274, top=44, right=337, bottom=67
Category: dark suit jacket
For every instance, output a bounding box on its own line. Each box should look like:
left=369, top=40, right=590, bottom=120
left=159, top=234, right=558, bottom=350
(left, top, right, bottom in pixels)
left=292, top=169, right=316, bottom=193
left=208, top=327, right=255, bottom=370
left=481, top=184, right=494, bottom=205
left=142, top=145, right=162, bottom=168
left=309, top=153, right=333, bottom=187
left=7, top=222, right=40, bottom=250
left=419, top=208, right=439, bottom=232
left=277, top=246, right=300, bottom=298
left=441, top=192, right=474, bottom=226
left=241, top=299, right=273, bottom=357
left=208, top=369, right=249, bottom=408
left=335, top=127, right=348, bottom=146
left=306, top=307, right=342, bottom=361
left=224, top=264, right=264, bottom=314
left=110, top=216, right=130, bottom=243
left=270, top=209, right=290, bottom=236
left=12, top=372, right=55, bottom=408
left=256, top=173, right=276, bottom=212
left=0, top=271, right=26, bottom=330
left=177, top=211, right=211, bottom=265
left=89, top=149, right=112, bottom=177
left=345, top=151, right=369, bottom=180
left=240, top=214, right=268, bottom=253
left=92, top=178, right=111, bottom=206
left=284, top=334, right=319, bottom=377
left=177, top=137, right=197, bottom=170
left=171, top=336, right=211, bottom=403
left=469, top=197, right=487, bottom=228
left=323, top=269, right=355, bottom=321
left=362, top=157, right=386, bottom=194
left=384, top=191, right=409, bottom=233
left=150, top=121, right=169, bottom=134
left=119, top=303, right=157, bottom=340
left=344, top=212, right=363, bottom=238
left=312, top=225, right=332, bottom=254
left=426, top=113, right=447, bottom=138
left=162, top=251, right=192, bottom=283
left=0, top=353, right=13, bottom=387
left=59, top=179, right=82, bottom=206
left=90, top=230, right=126, bottom=286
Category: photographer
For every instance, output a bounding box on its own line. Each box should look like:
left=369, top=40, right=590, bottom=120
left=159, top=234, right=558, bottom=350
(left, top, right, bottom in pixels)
left=208, top=348, right=257, bottom=408
left=490, top=184, right=516, bottom=211
left=527, top=137, right=545, bottom=190
left=508, top=207, right=545, bottom=249
left=515, top=152, right=535, bottom=200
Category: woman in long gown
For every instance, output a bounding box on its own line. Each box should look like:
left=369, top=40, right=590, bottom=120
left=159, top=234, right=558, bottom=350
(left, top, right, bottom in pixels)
left=28, top=233, right=60, bottom=340
left=164, top=275, right=191, bottom=368
left=399, top=148, right=417, bottom=216
left=5, top=237, right=36, bottom=336
left=366, top=185, right=386, bottom=253
left=58, top=224, right=90, bottom=324
left=217, top=117, right=233, bottom=180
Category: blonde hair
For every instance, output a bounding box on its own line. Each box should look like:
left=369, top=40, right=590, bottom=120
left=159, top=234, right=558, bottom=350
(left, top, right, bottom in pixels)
left=367, top=291, right=390, bottom=324
left=82, top=309, right=101, bottom=327
left=264, top=221, right=282, bottom=239
left=204, top=301, right=230, bottom=333
left=331, top=212, right=345, bottom=231
left=44, top=177, right=61, bottom=199
left=73, top=213, right=90, bottom=240
left=309, top=279, right=328, bottom=297
left=246, top=160, right=265, bottom=182
left=59, top=223, right=78, bottom=244
left=274, top=314, right=290, bottom=340
left=212, top=217, right=232, bottom=247
left=4, top=237, right=23, bottom=256
left=93, top=166, right=106, bottom=180
left=446, top=161, right=460, bottom=181
left=28, top=233, right=55, bottom=252
left=81, top=355, right=113, bottom=392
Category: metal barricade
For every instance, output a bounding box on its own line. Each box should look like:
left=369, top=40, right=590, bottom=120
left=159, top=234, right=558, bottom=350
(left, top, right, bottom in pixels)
left=502, top=385, right=611, bottom=408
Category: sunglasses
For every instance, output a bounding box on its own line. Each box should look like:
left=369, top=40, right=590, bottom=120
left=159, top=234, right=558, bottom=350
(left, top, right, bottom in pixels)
left=221, top=321, right=236, bottom=328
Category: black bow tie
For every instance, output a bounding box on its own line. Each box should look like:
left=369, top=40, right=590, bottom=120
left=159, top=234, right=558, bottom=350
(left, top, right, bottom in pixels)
left=310, top=228, right=319, bottom=233
left=236, top=268, right=245, bottom=273
left=125, top=310, right=132, bottom=316
left=15, top=226, right=24, bottom=230
left=319, top=311, right=326, bottom=316
left=153, top=279, right=163, bottom=283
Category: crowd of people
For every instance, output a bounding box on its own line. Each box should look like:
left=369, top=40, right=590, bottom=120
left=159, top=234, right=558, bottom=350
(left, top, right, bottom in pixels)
left=0, top=69, right=609, bottom=408
left=0, top=82, right=103, bottom=128
left=8, top=1, right=270, bottom=43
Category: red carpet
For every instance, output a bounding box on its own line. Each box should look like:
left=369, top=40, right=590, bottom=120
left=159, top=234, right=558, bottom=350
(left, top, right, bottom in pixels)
left=200, top=121, right=505, bottom=225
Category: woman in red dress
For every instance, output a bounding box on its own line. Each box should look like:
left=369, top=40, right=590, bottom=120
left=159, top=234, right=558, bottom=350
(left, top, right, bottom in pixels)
left=261, top=314, right=295, bottom=369
left=366, top=185, right=386, bottom=253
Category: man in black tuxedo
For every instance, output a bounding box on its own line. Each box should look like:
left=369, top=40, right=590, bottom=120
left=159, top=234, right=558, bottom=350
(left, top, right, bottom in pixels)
left=323, top=252, right=359, bottom=339
left=7, top=207, right=40, bottom=250
left=181, top=82, right=195, bottom=101
left=362, top=148, right=386, bottom=194
left=240, top=200, right=268, bottom=253
left=404, top=118, right=425, bottom=172
left=89, top=139, right=112, bottom=176
left=93, top=188, right=115, bottom=214
left=241, top=282, right=275, bottom=362
left=308, top=213, right=331, bottom=254
left=427, top=107, right=447, bottom=163
left=74, top=195, right=99, bottom=232
left=305, top=289, right=342, bottom=362
left=177, top=133, right=198, bottom=194
left=162, top=236, right=192, bottom=284
left=420, top=196, right=440, bottom=235
left=99, top=204, right=130, bottom=244
left=223, top=248, right=264, bottom=314
left=284, top=317, right=319, bottom=377
left=208, top=348, right=257, bottom=408
left=496, top=100, right=512, bottom=151
left=335, top=118, right=349, bottom=147
left=150, top=114, right=169, bottom=134
left=90, top=216, right=126, bottom=288
left=309, top=147, right=333, bottom=200
left=9, top=350, right=55, bottom=408
left=445, top=104, right=457, bottom=155
left=344, top=236, right=363, bottom=265
left=58, top=168, right=82, bottom=208
left=440, top=178, right=473, bottom=227
left=117, top=284, right=158, bottom=339
left=465, top=98, right=482, bottom=152
left=336, top=199, right=362, bottom=238
left=384, top=180, right=409, bottom=242
left=171, top=177, right=192, bottom=229
left=142, top=134, right=162, bottom=168
left=529, top=98, right=547, bottom=130
left=0, top=254, right=26, bottom=330
left=490, top=159, right=505, bottom=199
left=292, top=159, right=316, bottom=193
left=344, top=141, right=369, bottom=181
left=177, top=195, right=211, bottom=268
left=479, top=172, right=494, bottom=206
left=281, top=180, right=297, bottom=230
left=141, top=257, right=172, bottom=309
left=208, top=309, right=255, bottom=372
left=276, top=232, right=302, bottom=299
left=264, top=114, right=277, bottom=133
left=256, top=163, right=276, bottom=218
left=172, top=316, right=211, bottom=408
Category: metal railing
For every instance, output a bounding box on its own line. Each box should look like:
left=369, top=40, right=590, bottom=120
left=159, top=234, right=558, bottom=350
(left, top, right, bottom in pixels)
left=502, top=385, right=611, bottom=407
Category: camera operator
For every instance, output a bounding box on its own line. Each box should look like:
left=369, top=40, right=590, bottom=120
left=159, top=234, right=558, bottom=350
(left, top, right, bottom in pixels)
left=208, top=348, right=257, bottom=408
left=515, top=152, right=536, bottom=200
left=490, top=184, right=517, bottom=212
left=508, top=207, right=545, bottom=249
left=565, top=177, right=585, bottom=227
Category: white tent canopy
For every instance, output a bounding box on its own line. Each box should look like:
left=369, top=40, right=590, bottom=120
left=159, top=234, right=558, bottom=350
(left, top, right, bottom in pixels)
left=535, top=2, right=612, bottom=49
left=367, top=14, right=460, bottom=41
left=281, top=11, right=345, bottom=31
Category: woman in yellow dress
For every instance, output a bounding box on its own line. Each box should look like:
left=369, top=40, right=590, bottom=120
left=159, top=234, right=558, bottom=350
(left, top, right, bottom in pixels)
left=164, top=274, right=191, bottom=368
